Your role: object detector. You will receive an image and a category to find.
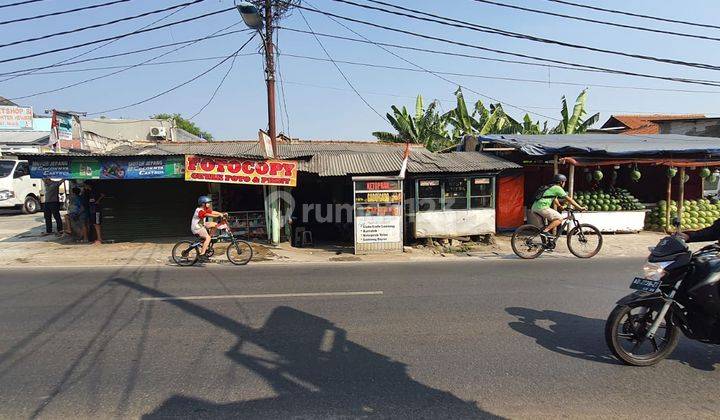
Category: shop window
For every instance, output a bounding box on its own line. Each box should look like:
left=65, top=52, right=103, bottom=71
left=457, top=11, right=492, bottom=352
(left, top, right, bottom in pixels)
left=470, top=177, right=493, bottom=209
left=418, top=179, right=441, bottom=211
left=444, top=177, right=468, bottom=210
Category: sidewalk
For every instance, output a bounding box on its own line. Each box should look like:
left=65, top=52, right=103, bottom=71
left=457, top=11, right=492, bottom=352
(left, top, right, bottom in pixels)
left=0, top=220, right=669, bottom=268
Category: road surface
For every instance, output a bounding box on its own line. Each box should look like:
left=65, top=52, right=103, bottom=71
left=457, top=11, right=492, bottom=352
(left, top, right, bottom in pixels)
left=1, top=258, right=719, bottom=419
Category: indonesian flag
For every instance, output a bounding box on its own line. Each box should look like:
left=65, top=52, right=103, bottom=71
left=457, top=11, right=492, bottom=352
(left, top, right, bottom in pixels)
left=48, top=110, right=59, bottom=147
left=399, top=141, right=410, bottom=179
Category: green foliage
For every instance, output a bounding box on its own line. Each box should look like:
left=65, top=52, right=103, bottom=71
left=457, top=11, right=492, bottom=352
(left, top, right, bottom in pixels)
left=151, top=113, right=213, bottom=140
left=372, top=95, right=453, bottom=152
left=551, top=89, right=600, bottom=134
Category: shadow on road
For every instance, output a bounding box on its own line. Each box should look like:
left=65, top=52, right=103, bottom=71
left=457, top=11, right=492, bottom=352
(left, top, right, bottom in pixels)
left=506, top=306, right=720, bottom=371
left=111, top=278, right=501, bottom=419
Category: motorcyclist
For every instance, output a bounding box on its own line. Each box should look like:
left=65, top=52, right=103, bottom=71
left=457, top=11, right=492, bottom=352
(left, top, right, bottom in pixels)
left=677, top=218, right=720, bottom=242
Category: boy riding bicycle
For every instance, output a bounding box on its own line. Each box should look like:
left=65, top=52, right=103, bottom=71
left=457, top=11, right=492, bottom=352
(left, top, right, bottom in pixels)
left=531, top=174, right=586, bottom=239
left=191, top=195, right=228, bottom=261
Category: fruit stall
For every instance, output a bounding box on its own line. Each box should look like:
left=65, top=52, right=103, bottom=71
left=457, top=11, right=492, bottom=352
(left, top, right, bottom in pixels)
left=570, top=188, right=647, bottom=233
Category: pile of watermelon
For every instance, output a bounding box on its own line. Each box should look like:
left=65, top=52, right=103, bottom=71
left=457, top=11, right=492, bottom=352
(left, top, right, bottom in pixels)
left=573, top=188, right=645, bottom=212
left=646, top=199, right=720, bottom=231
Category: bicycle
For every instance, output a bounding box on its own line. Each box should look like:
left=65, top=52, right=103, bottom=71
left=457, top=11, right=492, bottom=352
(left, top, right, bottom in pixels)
left=511, top=207, right=603, bottom=259
left=172, top=217, right=254, bottom=266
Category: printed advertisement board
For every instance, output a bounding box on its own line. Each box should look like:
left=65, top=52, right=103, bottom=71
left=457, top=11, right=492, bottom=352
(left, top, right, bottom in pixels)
left=0, top=106, right=33, bottom=130
left=356, top=216, right=401, bottom=243
left=352, top=176, right=404, bottom=254
left=30, top=157, right=183, bottom=180
left=184, top=155, right=298, bottom=187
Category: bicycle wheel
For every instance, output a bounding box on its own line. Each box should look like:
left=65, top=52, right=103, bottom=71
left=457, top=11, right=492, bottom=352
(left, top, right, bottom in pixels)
left=567, top=223, right=603, bottom=258
left=511, top=225, right=545, bottom=259
left=172, top=240, right=199, bottom=266
left=226, top=240, right=253, bottom=265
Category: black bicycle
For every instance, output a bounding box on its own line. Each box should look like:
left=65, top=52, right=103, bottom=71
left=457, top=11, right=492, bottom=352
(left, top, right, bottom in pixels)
left=172, top=218, right=253, bottom=266
left=511, top=207, right=603, bottom=259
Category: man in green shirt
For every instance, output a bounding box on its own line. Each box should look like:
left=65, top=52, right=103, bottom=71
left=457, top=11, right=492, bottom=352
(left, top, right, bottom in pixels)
left=531, top=174, right=586, bottom=238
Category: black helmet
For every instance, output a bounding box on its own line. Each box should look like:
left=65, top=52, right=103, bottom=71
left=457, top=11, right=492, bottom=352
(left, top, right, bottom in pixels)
left=198, top=195, right=212, bottom=205
left=553, top=174, right=567, bottom=184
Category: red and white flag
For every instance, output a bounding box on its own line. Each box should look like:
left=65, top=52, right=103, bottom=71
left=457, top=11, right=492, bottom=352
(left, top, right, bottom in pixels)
left=399, top=141, right=410, bottom=179
left=48, top=110, right=59, bottom=147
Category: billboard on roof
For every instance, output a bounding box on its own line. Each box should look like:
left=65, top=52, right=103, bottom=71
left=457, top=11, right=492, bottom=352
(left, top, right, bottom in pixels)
left=0, top=106, right=33, bottom=130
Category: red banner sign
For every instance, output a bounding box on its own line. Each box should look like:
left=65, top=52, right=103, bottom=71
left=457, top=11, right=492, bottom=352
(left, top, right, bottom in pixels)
left=184, top=155, right=298, bottom=187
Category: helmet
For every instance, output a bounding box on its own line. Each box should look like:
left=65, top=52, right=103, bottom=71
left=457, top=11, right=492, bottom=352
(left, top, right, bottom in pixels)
left=198, top=195, right=212, bottom=205
left=553, top=174, right=567, bottom=184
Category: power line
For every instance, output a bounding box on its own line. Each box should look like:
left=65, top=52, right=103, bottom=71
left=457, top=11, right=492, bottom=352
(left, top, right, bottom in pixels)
left=0, top=0, right=195, bottom=84
left=89, top=34, right=257, bottom=116
left=0, top=0, right=48, bottom=9
left=0, top=6, right=235, bottom=65
left=275, top=30, right=292, bottom=138
left=543, top=0, right=720, bottom=31
left=189, top=48, right=241, bottom=120
left=297, top=8, right=388, bottom=122
left=0, top=0, right=209, bottom=49
left=474, top=0, right=720, bottom=43
left=0, top=0, right=134, bottom=26
left=289, top=4, right=720, bottom=88
left=9, top=22, right=244, bottom=101
left=304, top=0, right=556, bottom=121
left=0, top=29, right=250, bottom=78
left=333, top=0, right=720, bottom=73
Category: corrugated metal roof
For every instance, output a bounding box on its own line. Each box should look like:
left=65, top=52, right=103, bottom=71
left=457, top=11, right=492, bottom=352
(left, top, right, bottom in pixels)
left=482, top=133, right=720, bottom=157
left=0, top=130, right=50, bottom=145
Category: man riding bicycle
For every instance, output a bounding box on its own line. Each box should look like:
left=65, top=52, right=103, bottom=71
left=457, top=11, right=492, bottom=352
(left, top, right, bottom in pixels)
left=531, top=174, right=587, bottom=239
left=191, top=195, right=227, bottom=261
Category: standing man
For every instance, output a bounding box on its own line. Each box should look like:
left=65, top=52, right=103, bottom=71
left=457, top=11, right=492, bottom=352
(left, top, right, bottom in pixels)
left=84, top=181, right=105, bottom=245
left=42, top=178, right=64, bottom=236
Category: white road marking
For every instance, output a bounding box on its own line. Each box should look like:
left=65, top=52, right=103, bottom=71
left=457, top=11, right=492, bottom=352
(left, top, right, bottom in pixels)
left=138, top=290, right=384, bottom=302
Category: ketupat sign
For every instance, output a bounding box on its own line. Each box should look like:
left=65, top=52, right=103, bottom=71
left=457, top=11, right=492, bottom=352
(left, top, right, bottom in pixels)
left=184, top=155, right=298, bottom=187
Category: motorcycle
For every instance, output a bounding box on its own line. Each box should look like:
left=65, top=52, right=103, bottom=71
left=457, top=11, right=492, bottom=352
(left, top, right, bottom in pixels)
left=605, top=224, right=720, bottom=366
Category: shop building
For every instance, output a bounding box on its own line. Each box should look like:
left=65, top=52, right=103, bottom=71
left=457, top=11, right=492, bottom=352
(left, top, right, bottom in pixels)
left=20, top=140, right=521, bottom=247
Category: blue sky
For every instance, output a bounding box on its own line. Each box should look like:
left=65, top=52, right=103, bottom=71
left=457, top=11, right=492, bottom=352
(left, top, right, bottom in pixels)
left=2, top=0, right=720, bottom=140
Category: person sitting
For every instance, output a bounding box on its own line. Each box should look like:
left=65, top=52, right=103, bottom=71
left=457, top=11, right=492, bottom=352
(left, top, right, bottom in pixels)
left=191, top=195, right=227, bottom=261
left=531, top=174, right=586, bottom=239
left=63, top=187, right=88, bottom=242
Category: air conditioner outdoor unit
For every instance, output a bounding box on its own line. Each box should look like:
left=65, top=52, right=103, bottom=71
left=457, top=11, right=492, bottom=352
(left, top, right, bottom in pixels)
left=150, top=127, right=167, bottom=138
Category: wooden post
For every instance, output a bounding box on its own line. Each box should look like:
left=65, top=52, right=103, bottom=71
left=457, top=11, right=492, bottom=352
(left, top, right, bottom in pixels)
left=665, top=174, right=672, bottom=232
left=678, top=167, right=686, bottom=232
left=553, top=155, right=559, bottom=175
left=568, top=164, right=575, bottom=197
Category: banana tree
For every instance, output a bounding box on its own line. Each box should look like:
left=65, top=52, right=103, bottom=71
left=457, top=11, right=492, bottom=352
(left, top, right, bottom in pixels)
left=372, top=95, right=452, bottom=152
left=519, top=114, right=548, bottom=134
left=551, top=89, right=600, bottom=134
left=443, top=87, right=518, bottom=141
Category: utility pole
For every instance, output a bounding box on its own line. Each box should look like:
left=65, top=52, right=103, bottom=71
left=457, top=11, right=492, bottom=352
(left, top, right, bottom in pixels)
left=264, top=0, right=278, bottom=157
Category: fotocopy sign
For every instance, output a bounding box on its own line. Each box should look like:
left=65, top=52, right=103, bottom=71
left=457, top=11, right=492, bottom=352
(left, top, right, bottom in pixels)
left=0, top=106, right=33, bottom=129
left=184, top=155, right=298, bottom=187
left=353, top=176, right=404, bottom=254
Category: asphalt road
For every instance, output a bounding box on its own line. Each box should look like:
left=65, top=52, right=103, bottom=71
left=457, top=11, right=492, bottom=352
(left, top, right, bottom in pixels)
left=1, top=258, right=719, bottom=419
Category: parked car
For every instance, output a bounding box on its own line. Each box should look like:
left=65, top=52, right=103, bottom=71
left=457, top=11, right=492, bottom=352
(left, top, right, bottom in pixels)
left=0, top=159, right=43, bottom=214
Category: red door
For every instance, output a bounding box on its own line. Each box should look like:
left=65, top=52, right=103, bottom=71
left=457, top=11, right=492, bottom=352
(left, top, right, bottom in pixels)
left=497, top=173, right=525, bottom=230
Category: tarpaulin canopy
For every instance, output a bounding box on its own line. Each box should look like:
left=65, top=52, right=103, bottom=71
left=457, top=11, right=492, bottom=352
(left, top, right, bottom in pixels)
left=480, top=134, right=720, bottom=157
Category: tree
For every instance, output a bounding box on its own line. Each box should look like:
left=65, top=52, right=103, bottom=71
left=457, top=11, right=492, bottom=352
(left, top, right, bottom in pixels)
left=151, top=113, right=213, bottom=140
left=443, top=88, right=518, bottom=141
left=372, top=95, right=452, bottom=152
left=551, top=89, right=600, bottom=134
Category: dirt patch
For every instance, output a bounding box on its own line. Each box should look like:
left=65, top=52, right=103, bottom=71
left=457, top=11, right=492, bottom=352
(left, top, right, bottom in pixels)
left=329, top=256, right=362, bottom=262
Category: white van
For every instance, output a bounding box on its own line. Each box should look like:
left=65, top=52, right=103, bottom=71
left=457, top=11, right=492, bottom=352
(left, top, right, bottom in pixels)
left=0, top=159, right=43, bottom=213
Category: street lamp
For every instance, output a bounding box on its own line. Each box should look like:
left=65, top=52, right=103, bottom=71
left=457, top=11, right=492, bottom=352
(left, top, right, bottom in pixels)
left=236, top=1, right=264, bottom=30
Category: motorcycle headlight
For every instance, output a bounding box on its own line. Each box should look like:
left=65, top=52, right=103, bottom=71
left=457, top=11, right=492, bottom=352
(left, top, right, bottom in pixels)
left=642, top=262, right=672, bottom=280
left=0, top=190, right=14, bottom=201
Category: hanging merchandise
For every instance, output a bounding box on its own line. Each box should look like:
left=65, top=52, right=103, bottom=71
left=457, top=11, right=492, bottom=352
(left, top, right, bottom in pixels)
left=712, top=169, right=720, bottom=182
left=683, top=173, right=690, bottom=183
left=667, top=167, right=678, bottom=178
left=630, top=164, right=642, bottom=182
left=584, top=167, right=592, bottom=183
left=593, top=168, right=604, bottom=181
left=700, top=167, right=712, bottom=178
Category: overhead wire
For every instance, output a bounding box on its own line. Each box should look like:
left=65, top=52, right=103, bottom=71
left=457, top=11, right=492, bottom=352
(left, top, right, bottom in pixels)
left=0, top=6, right=236, bottom=65
left=543, top=0, right=720, bottom=31
left=0, top=0, right=134, bottom=26
left=287, top=3, right=720, bottom=88
left=88, top=33, right=257, bottom=116
left=275, top=30, right=292, bottom=138
left=296, top=8, right=388, bottom=123
left=8, top=22, right=245, bottom=101
left=0, top=0, right=195, bottom=84
left=0, top=0, right=209, bottom=49
left=473, top=0, right=720, bottom=43
left=188, top=48, right=241, bottom=120
left=0, top=0, right=48, bottom=9
left=332, top=0, right=720, bottom=72
left=304, top=0, right=557, bottom=121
